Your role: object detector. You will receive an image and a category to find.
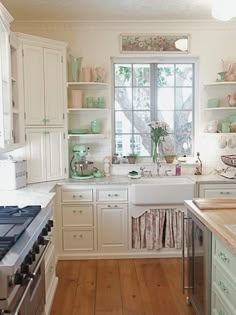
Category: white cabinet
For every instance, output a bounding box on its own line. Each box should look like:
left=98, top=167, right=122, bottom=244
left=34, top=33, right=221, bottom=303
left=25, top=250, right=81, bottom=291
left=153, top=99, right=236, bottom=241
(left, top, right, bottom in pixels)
left=0, top=4, right=23, bottom=150
left=23, top=44, right=65, bottom=126
left=199, top=183, right=236, bottom=198
left=212, top=235, right=236, bottom=315
left=25, top=128, right=66, bottom=183
left=97, top=204, right=128, bottom=251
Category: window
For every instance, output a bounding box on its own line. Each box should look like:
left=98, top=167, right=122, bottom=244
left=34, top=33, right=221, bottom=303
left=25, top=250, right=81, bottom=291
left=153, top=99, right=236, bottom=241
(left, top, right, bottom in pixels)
left=113, top=59, right=196, bottom=158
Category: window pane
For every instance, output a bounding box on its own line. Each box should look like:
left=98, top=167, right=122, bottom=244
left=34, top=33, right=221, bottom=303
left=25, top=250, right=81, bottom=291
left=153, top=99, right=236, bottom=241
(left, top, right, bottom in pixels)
left=115, top=87, right=132, bottom=110
left=115, top=134, right=133, bottom=156
left=175, top=133, right=193, bottom=155
left=115, top=111, right=132, bottom=133
left=157, top=88, right=174, bottom=110
left=133, top=134, right=151, bottom=156
left=157, top=64, right=174, bottom=87
left=175, top=110, right=193, bottom=133
left=133, top=111, right=151, bottom=133
left=176, top=64, right=193, bottom=86
left=114, top=64, right=132, bottom=86
left=159, top=134, right=176, bottom=155
left=176, top=88, right=193, bottom=110
left=133, top=64, right=150, bottom=86
left=157, top=111, right=174, bottom=132
left=133, top=88, right=150, bottom=110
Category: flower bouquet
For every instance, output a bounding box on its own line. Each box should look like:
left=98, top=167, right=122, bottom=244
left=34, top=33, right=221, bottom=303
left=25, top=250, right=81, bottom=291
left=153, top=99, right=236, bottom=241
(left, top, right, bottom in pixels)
left=149, top=121, right=169, bottom=163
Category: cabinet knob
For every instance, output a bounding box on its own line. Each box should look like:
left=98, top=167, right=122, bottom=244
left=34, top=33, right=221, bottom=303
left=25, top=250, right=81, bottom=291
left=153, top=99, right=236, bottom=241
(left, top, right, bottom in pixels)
left=79, top=195, right=83, bottom=198
left=79, top=234, right=83, bottom=238
left=108, top=205, right=111, bottom=208
left=79, top=210, right=83, bottom=214
left=72, top=194, right=76, bottom=198
left=114, top=194, right=119, bottom=197
left=108, top=194, right=111, bottom=197
left=73, top=210, right=76, bottom=213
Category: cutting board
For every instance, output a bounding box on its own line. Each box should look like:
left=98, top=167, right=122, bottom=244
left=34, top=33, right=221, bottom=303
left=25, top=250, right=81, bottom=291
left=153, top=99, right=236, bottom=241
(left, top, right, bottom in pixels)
left=193, top=198, right=236, bottom=210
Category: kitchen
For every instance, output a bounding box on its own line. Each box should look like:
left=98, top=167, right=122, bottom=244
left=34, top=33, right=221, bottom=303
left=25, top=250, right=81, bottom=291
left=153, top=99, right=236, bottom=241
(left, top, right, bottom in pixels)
left=0, top=0, right=236, bottom=314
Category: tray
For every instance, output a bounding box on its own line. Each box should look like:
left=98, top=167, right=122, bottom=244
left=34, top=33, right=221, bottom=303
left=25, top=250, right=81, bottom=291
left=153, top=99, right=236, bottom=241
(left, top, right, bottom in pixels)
left=193, top=198, right=236, bottom=210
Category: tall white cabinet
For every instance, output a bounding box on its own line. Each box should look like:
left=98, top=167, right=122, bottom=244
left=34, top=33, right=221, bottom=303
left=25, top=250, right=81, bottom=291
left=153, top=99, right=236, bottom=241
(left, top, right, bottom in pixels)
left=16, top=33, right=68, bottom=183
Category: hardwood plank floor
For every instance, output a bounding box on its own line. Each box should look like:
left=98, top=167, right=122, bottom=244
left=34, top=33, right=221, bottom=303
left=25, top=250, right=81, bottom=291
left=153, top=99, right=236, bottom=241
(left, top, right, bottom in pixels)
left=50, top=258, right=195, bottom=315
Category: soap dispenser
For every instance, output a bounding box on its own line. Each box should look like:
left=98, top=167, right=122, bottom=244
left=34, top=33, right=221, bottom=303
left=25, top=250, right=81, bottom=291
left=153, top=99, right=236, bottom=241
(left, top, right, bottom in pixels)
left=175, top=161, right=181, bottom=176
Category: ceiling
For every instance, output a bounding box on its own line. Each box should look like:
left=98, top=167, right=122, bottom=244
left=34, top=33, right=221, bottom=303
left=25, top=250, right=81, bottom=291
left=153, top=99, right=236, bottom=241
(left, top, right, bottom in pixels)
left=1, top=0, right=215, bottom=21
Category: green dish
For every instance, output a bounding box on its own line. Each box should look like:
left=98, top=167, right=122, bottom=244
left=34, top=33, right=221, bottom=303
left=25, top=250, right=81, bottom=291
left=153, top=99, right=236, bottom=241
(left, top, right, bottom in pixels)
left=69, top=129, right=90, bottom=134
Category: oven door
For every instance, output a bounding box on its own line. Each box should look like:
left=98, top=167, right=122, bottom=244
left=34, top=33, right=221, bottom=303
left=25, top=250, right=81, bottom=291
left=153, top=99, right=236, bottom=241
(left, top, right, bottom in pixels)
left=1, top=241, right=50, bottom=315
left=183, top=211, right=212, bottom=315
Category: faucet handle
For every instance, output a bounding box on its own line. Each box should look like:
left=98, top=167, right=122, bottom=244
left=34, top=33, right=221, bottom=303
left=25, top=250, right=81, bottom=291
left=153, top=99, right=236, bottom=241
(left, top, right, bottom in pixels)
left=140, top=166, right=145, bottom=176
left=164, top=169, right=172, bottom=176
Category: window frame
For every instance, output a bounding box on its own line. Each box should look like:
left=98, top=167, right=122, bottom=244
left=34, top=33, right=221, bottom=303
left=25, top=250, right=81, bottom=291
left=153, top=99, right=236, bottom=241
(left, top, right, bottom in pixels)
left=111, top=57, right=199, bottom=159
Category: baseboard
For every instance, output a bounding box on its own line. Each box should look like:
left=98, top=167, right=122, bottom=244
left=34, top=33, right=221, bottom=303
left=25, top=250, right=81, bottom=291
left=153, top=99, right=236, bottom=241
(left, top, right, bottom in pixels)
left=58, top=249, right=181, bottom=260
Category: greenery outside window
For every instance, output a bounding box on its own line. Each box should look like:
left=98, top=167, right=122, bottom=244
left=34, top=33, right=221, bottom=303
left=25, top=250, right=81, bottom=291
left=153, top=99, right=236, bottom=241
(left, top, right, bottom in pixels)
left=113, top=59, right=196, bottom=158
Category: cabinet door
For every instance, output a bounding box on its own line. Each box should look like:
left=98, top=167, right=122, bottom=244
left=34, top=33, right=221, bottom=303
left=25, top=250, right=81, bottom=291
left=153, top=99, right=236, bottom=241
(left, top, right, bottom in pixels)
left=45, top=128, right=65, bottom=181
left=23, top=45, right=45, bottom=125
left=25, top=128, right=46, bottom=183
left=44, top=48, right=64, bottom=126
left=97, top=204, right=128, bottom=251
left=0, top=19, right=12, bottom=147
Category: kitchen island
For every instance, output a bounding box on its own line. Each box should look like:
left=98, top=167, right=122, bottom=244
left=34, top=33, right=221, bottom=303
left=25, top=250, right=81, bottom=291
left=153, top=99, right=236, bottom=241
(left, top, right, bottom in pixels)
left=184, top=199, right=236, bottom=315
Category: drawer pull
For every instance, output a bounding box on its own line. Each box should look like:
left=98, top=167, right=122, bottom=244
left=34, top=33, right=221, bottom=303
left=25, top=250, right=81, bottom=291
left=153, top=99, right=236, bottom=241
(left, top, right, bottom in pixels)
left=107, top=193, right=120, bottom=197
left=218, top=252, right=230, bottom=263
left=220, top=191, right=231, bottom=195
left=79, top=234, right=83, bottom=238
left=218, top=281, right=229, bottom=295
left=114, top=205, right=118, bottom=208
left=73, top=210, right=76, bottom=213
left=72, top=194, right=83, bottom=198
left=79, top=210, right=83, bottom=214
left=108, top=205, right=111, bottom=208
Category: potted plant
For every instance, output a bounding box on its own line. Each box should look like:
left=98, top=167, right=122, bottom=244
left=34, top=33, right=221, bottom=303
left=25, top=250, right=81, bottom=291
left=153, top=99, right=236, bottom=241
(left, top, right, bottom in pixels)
left=163, top=153, right=176, bottom=164
left=127, top=153, right=139, bottom=164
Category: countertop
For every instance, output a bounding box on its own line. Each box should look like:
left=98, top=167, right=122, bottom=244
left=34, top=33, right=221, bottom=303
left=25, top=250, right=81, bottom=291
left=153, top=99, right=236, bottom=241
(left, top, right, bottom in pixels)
left=1, top=173, right=236, bottom=207
left=184, top=200, right=236, bottom=255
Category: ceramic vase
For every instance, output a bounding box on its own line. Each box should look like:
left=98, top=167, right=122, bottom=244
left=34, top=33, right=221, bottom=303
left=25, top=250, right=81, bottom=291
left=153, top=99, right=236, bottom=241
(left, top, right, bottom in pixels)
left=69, top=55, right=82, bottom=82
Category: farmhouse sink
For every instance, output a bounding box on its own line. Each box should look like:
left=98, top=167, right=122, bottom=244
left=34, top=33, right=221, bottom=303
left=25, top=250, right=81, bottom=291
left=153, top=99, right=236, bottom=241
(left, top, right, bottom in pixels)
left=130, top=176, right=195, bottom=205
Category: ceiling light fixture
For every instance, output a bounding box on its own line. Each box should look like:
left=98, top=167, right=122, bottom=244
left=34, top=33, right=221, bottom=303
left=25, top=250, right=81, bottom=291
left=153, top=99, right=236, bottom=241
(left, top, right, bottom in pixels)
left=212, top=0, right=236, bottom=21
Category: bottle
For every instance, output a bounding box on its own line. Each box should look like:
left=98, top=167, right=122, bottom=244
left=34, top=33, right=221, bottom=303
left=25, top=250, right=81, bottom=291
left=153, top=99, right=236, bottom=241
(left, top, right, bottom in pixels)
left=175, top=162, right=181, bottom=176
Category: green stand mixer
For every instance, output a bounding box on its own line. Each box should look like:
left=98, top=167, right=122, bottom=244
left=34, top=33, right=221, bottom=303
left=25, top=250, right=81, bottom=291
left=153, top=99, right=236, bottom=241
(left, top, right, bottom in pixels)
left=70, top=144, right=94, bottom=179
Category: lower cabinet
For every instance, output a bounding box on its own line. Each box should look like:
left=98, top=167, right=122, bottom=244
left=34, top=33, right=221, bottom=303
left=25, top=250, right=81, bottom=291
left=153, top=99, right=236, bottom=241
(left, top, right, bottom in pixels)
left=212, top=235, right=236, bottom=315
left=97, top=204, right=128, bottom=251
left=59, top=186, right=128, bottom=257
left=25, top=128, right=66, bottom=183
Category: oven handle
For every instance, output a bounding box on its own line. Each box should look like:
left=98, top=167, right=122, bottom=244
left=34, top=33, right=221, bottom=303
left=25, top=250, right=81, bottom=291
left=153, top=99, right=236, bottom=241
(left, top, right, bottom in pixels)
left=4, top=240, right=51, bottom=315
left=182, top=212, right=193, bottom=294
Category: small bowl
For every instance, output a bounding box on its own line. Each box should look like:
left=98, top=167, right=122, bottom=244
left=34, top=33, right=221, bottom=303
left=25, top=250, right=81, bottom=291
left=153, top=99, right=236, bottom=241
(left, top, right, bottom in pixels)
left=207, top=99, right=220, bottom=108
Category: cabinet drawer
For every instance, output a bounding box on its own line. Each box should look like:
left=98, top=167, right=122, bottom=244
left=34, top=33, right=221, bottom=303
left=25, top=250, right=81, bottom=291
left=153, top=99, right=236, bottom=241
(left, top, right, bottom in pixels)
left=214, top=238, right=236, bottom=280
left=62, top=189, right=93, bottom=203
left=62, top=205, right=93, bottom=227
left=96, top=189, right=128, bottom=202
left=63, top=230, right=94, bottom=251
left=212, top=284, right=236, bottom=315
left=212, top=263, right=236, bottom=310
left=205, top=189, right=236, bottom=198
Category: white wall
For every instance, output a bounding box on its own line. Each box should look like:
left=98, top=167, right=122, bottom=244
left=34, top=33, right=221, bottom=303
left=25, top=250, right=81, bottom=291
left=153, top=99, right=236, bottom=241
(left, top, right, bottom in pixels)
left=10, top=20, right=236, bottom=174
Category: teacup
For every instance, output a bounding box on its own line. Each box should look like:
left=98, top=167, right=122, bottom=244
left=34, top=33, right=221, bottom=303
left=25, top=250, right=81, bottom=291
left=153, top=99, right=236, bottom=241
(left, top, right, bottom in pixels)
left=218, top=136, right=227, bottom=149
left=228, top=136, right=236, bottom=148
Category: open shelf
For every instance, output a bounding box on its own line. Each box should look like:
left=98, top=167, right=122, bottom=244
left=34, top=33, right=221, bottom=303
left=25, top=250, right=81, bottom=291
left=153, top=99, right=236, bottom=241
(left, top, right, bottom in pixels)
left=68, top=133, right=107, bottom=139
left=67, top=108, right=109, bottom=113
left=204, top=81, right=236, bottom=87
left=204, top=107, right=236, bottom=111
left=67, top=82, right=108, bottom=89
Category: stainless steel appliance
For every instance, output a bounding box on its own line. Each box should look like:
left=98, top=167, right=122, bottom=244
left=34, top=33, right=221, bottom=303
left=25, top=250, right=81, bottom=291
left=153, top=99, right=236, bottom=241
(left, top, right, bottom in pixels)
left=0, top=205, right=53, bottom=314
left=182, top=210, right=212, bottom=315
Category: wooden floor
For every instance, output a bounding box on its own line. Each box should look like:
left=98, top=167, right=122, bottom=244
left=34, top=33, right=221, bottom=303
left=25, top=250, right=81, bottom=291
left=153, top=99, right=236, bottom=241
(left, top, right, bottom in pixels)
left=50, top=258, right=195, bottom=315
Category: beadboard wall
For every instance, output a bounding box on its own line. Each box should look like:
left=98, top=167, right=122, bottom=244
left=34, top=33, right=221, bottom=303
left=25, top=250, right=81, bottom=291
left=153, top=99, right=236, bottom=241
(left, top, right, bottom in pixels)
left=7, top=20, right=236, bottom=175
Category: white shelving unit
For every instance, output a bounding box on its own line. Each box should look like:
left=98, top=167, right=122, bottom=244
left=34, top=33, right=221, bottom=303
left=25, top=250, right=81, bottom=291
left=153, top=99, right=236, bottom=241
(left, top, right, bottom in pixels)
left=67, top=82, right=108, bottom=89
left=203, top=81, right=236, bottom=135
left=67, top=133, right=107, bottom=139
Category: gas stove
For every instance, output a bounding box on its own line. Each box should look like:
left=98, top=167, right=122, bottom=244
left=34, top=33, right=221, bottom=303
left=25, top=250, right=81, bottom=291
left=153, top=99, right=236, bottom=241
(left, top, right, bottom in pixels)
left=0, top=206, right=41, bottom=261
left=0, top=203, right=53, bottom=312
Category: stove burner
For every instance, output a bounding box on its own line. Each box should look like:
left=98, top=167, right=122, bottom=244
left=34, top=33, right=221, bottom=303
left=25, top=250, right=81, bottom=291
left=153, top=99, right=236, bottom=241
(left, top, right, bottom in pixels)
left=0, top=205, right=42, bottom=261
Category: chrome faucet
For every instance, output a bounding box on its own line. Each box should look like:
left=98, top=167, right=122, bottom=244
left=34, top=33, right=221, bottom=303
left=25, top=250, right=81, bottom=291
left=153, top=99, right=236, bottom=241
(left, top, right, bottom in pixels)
left=156, top=159, right=161, bottom=176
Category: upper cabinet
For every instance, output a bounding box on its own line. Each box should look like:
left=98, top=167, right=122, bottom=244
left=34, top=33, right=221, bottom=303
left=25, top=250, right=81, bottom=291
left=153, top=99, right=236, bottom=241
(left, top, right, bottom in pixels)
left=0, top=4, right=22, bottom=150
left=17, top=34, right=67, bottom=126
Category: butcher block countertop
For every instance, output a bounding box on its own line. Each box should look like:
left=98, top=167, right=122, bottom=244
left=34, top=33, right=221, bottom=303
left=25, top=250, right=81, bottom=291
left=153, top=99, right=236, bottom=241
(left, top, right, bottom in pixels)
left=184, top=199, right=236, bottom=255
